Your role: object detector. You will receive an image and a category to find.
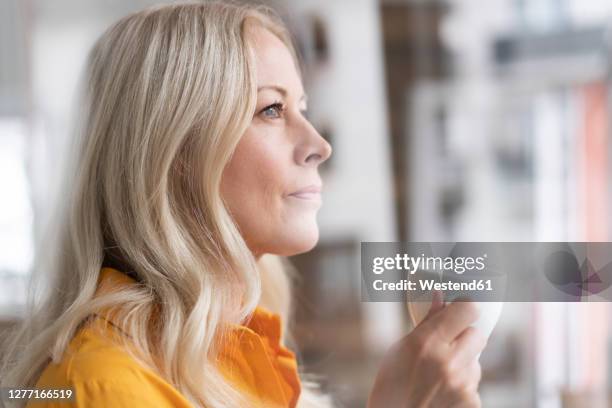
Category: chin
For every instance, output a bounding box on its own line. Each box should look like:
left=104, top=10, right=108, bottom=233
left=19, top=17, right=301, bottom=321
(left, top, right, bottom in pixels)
left=273, top=225, right=320, bottom=256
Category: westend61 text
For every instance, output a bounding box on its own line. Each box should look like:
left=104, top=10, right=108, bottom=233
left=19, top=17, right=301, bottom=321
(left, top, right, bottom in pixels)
left=372, top=279, right=494, bottom=292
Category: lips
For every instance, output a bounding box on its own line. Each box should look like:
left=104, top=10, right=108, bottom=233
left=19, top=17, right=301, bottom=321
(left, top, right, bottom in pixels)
left=288, top=184, right=322, bottom=200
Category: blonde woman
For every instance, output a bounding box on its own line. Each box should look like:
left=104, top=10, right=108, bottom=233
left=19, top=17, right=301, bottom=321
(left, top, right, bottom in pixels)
left=0, top=1, right=486, bottom=407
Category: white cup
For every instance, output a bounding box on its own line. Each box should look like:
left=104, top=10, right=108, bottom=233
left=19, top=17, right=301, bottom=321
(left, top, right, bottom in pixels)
left=407, top=299, right=503, bottom=340
left=406, top=268, right=505, bottom=359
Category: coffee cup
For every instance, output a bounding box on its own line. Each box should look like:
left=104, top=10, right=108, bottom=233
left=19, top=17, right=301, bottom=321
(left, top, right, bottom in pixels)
left=406, top=267, right=505, bottom=357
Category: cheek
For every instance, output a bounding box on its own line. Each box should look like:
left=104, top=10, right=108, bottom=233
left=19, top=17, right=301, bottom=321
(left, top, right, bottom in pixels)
left=221, top=136, right=289, bottom=230
left=220, top=130, right=320, bottom=256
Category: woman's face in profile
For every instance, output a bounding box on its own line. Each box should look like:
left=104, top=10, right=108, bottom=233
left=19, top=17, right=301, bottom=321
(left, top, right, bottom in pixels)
left=221, top=26, right=332, bottom=258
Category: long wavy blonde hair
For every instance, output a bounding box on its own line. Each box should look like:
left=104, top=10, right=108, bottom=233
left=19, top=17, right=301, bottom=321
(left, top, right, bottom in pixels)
left=0, top=2, right=331, bottom=407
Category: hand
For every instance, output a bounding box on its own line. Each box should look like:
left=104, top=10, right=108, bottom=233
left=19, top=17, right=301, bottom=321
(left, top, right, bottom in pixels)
left=367, top=292, right=487, bottom=408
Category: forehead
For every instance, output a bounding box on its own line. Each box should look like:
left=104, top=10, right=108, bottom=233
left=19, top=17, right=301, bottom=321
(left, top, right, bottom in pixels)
left=247, top=26, right=302, bottom=92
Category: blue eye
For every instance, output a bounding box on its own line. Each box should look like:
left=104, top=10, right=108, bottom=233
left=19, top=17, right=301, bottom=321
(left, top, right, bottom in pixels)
left=261, top=102, right=285, bottom=119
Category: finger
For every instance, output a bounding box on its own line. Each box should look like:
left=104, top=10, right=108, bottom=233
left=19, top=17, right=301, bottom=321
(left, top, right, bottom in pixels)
left=427, top=290, right=445, bottom=319
left=418, top=290, right=445, bottom=328
left=451, top=327, right=487, bottom=367
left=441, top=375, right=482, bottom=408
left=435, top=360, right=481, bottom=408
left=465, top=360, right=482, bottom=392
left=450, top=392, right=481, bottom=408
left=424, top=301, right=480, bottom=342
left=430, top=383, right=480, bottom=408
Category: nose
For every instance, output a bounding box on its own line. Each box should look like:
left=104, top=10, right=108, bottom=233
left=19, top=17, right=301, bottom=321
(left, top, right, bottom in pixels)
left=295, top=119, right=332, bottom=167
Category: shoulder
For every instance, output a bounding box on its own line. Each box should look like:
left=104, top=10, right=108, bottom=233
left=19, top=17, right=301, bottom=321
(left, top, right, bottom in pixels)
left=33, top=323, right=191, bottom=407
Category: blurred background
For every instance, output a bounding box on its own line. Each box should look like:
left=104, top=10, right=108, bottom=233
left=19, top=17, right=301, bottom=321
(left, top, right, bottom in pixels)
left=2, top=0, right=612, bottom=407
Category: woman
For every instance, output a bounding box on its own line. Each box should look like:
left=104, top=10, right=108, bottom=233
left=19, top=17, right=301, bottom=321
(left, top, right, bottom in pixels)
left=0, top=1, right=486, bottom=407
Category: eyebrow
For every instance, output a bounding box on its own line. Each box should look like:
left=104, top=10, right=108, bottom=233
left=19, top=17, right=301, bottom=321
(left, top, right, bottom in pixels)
left=257, top=85, right=308, bottom=104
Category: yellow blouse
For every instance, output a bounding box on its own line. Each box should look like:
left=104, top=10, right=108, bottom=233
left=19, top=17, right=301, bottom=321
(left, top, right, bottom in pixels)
left=28, top=267, right=301, bottom=407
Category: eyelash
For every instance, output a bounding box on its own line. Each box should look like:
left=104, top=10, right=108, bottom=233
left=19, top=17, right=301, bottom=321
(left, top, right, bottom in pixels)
left=260, top=101, right=285, bottom=119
